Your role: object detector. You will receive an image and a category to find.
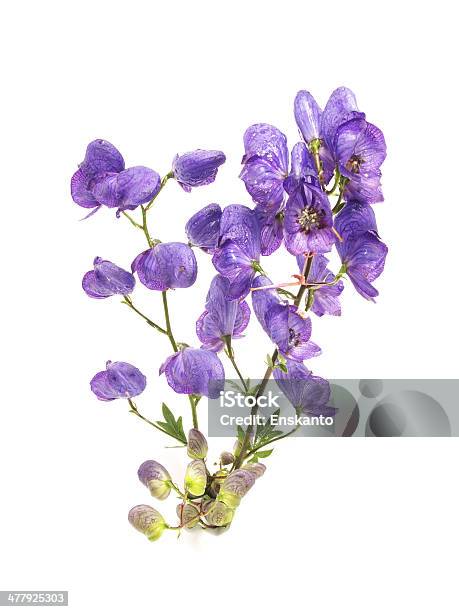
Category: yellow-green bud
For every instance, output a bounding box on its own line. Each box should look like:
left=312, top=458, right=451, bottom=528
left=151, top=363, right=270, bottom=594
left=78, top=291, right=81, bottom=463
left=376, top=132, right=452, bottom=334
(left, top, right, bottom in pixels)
left=187, top=428, right=208, bottom=459
left=176, top=503, right=200, bottom=529
left=137, top=460, right=171, bottom=501
left=206, top=501, right=234, bottom=527
left=184, top=459, right=207, bottom=496
left=217, top=468, right=256, bottom=509
left=128, top=505, right=167, bottom=542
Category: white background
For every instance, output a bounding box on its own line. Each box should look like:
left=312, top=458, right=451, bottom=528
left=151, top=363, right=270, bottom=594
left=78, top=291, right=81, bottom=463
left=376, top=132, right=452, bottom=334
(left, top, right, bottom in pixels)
left=1, top=1, right=458, bottom=610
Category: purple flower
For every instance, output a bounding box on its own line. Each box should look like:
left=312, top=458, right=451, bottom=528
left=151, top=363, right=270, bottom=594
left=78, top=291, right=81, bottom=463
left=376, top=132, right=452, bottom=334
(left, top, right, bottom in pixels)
left=185, top=203, right=222, bottom=253
left=273, top=360, right=335, bottom=417
left=296, top=254, right=344, bottom=317
left=82, top=257, right=135, bottom=299
left=92, top=166, right=161, bottom=213
left=196, top=275, right=250, bottom=352
left=212, top=205, right=261, bottom=299
left=284, top=183, right=335, bottom=255
left=265, top=304, right=321, bottom=362
left=71, top=139, right=160, bottom=216
left=132, top=242, right=197, bottom=291
left=159, top=347, right=225, bottom=398
left=335, top=201, right=388, bottom=300
left=334, top=118, right=386, bottom=204
left=251, top=275, right=284, bottom=334
left=294, top=91, right=322, bottom=144
left=90, top=361, right=146, bottom=401
left=240, top=123, right=289, bottom=206
left=334, top=199, right=378, bottom=238
left=321, top=87, right=365, bottom=152
left=172, top=150, right=226, bottom=192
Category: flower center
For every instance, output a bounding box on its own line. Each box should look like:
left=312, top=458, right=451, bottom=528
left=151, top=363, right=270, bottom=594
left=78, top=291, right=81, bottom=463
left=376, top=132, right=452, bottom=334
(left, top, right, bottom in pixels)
left=298, top=206, right=321, bottom=232
left=288, top=327, right=300, bottom=347
left=346, top=154, right=364, bottom=174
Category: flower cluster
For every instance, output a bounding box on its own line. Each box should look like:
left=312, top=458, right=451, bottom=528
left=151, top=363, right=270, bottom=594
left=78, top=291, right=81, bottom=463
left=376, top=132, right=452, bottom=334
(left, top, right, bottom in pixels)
left=73, top=86, right=387, bottom=540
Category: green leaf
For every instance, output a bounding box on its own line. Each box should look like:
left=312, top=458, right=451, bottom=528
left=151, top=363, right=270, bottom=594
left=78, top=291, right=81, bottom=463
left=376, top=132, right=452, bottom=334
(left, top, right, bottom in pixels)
left=156, top=404, right=187, bottom=444
left=256, top=449, right=273, bottom=458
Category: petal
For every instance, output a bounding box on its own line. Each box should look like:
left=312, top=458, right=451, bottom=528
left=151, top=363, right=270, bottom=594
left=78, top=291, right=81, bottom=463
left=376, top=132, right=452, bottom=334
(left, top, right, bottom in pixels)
left=173, top=150, right=226, bottom=190
left=321, top=87, right=365, bottom=151
left=233, top=300, right=251, bottom=337
left=218, top=204, right=261, bottom=259
left=92, top=166, right=161, bottom=211
left=89, top=371, right=115, bottom=401
left=335, top=119, right=386, bottom=173
left=311, top=281, right=344, bottom=317
left=240, top=158, right=286, bottom=206
left=82, top=258, right=135, bottom=299
left=79, top=139, right=125, bottom=183
left=242, top=123, right=289, bottom=175
left=133, top=242, right=197, bottom=291
left=212, top=241, right=252, bottom=280
left=185, top=203, right=222, bottom=252
left=161, top=348, right=225, bottom=398
left=196, top=310, right=225, bottom=352
left=82, top=271, right=113, bottom=299
left=335, top=200, right=378, bottom=240
left=251, top=275, right=283, bottom=333
left=71, top=169, right=100, bottom=208
left=294, top=90, right=322, bottom=143
left=105, top=361, right=147, bottom=398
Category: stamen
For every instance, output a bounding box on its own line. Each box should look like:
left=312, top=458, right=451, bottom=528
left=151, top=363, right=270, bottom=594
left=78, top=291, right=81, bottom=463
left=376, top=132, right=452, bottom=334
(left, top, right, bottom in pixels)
left=332, top=227, right=343, bottom=242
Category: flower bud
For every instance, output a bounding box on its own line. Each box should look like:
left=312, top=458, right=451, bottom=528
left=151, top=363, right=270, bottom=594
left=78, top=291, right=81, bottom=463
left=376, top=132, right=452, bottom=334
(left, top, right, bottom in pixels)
left=187, top=429, right=208, bottom=460
left=172, top=150, right=226, bottom=192
left=206, top=501, right=234, bottom=527
left=137, top=460, right=171, bottom=501
left=217, top=468, right=256, bottom=509
left=242, top=462, right=266, bottom=479
left=128, top=504, right=166, bottom=541
left=184, top=459, right=207, bottom=496
left=220, top=452, right=235, bottom=466
left=176, top=503, right=200, bottom=529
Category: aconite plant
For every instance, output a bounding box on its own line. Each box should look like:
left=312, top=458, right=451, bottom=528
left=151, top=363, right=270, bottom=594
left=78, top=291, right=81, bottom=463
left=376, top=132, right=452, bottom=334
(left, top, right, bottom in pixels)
left=72, top=87, right=387, bottom=540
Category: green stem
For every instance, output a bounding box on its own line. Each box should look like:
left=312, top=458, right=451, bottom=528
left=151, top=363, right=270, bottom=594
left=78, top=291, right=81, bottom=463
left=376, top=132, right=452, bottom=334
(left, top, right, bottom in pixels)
left=122, top=211, right=143, bottom=229
left=234, top=254, right=317, bottom=470
left=325, top=169, right=341, bottom=195
left=332, top=178, right=348, bottom=215
left=128, top=399, right=180, bottom=441
left=161, top=290, right=178, bottom=352
left=245, top=424, right=301, bottom=460
left=188, top=396, right=199, bottom=429
left=145, top=171, right=174, bottom=212
left=224, top=337, right=249, bottom=393
left=122, top=295, right=167, bottom=334
left=233, top=348, right=278, bottom=470
left=140, top=205, right=154, bottom=248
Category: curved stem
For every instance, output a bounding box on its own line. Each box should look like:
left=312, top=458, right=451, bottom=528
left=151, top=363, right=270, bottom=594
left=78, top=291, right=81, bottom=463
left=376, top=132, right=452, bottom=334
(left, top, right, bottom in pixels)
left=325, top=169, right=341, bottom=195
left=122, top=295, right=167, bottom=334
left=140, top=205, right=154, bottom=248
left=122, top=211, right=143, bottom=229
left=145, top=171, right=174, bottom=212
left=224, top=337, right=248, bottom=393
left=162, top=291, right=178, bottom=352
left=188, top=396, right=198, bottom=429
left=128, top=399, right=180, bottom=441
